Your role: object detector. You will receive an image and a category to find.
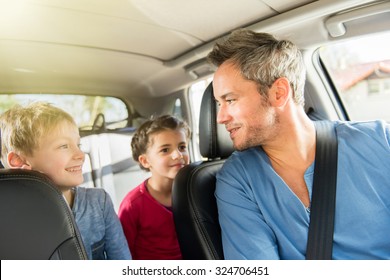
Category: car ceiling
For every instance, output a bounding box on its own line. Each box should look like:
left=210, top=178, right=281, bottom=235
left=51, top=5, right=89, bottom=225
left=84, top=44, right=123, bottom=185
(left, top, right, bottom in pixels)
left=0, top=0, right=384, bottom=99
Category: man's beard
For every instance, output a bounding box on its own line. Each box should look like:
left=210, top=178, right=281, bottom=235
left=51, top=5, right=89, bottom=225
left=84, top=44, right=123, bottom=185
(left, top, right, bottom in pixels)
left=234, top=110, right=279, bottom=151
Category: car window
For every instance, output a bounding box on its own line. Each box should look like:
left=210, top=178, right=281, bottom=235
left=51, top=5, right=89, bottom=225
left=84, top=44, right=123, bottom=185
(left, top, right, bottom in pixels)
left=188, top=77, right=213, bottom=161
left=319, top=32, right=390, bottom=122
left=0, top=94, right=129, bottom=130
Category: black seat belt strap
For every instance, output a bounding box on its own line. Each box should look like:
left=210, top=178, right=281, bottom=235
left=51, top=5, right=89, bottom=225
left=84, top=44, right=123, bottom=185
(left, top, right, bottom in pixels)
left=306, top=121, right=338, bottom=260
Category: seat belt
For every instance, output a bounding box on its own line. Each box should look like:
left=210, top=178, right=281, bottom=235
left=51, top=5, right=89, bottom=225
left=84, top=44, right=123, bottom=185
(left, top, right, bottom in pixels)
left=306, top=121, right=338, bottom=260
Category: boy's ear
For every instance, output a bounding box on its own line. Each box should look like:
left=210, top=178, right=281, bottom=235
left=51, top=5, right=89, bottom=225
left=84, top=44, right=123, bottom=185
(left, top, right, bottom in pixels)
left=7, top=152, right=32, bottom=170
left=138, top=154, right=151, bottom=169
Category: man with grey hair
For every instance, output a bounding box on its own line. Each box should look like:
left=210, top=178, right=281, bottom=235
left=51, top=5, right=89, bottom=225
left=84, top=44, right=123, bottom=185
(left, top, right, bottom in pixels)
left=208, top=29, right=390, bottom=259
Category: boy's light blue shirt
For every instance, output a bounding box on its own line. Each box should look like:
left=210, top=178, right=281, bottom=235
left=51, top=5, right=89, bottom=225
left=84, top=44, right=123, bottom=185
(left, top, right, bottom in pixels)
left=216, top=120, right=390, bottom=260
left=72, top=187, right=132, bottom=260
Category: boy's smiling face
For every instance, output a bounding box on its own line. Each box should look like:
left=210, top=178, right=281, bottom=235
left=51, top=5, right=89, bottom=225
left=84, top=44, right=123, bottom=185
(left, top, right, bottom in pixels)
left=22, top=120, right=85, bottom=189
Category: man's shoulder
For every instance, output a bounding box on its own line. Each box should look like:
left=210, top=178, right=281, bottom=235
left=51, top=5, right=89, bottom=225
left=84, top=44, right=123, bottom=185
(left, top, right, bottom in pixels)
left=227, top=147, right=263, bottom=161
left=334, top=120, right=390, bottom=158
left=219, top=147, right=265, bottom=174
left=335, top=120, right=389, bottom=137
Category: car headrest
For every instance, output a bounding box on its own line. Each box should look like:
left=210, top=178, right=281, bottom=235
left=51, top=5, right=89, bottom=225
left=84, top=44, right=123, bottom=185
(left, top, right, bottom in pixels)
left=199, top=82, right=234, bottom=160
left=0, top=169, right=88, bottom=259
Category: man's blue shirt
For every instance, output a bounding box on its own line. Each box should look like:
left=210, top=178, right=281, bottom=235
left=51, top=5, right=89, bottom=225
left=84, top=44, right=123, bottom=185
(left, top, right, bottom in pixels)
left=216, top=120, right=390, bottom=259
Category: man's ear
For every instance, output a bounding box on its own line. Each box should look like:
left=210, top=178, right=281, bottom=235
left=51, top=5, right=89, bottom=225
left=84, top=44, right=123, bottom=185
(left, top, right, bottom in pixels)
left=138, top=154, right=151, bottom=169
left=7, top=152, right=32, bottom=170
left=268, top=77, right=291, bottom=107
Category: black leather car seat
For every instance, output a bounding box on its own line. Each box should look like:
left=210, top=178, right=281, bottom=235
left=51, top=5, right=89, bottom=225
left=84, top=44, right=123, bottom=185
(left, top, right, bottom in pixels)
left=172, top=82, right=234, bottom=260
left=0, top=169, right=88, bottom=260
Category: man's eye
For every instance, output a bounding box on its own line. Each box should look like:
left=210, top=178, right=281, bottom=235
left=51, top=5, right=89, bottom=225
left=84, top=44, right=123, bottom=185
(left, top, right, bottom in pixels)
left=60, top=144, right=69, bottom=149
left=226, top=99, right=235, bottom=104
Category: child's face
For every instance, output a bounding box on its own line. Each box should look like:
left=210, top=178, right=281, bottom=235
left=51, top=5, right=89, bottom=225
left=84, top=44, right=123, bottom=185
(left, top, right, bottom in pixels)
left=141, top=129, right=189, bottom=181
left=23, top=121, right=85, bottom=190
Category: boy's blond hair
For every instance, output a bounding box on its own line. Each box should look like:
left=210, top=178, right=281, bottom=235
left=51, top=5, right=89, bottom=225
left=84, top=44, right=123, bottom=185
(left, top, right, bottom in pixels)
left=0, top=102, right=76, bottom=167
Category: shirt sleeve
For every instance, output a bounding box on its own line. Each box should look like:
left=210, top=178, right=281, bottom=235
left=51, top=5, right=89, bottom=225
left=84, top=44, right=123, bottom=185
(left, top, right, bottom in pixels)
left=102, top=191, right=132, bottom=260
left=215, top=155, right=280, bottom=260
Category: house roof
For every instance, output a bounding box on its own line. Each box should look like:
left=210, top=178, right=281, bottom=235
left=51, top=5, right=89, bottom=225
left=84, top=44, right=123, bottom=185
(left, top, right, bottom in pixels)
left=333, top=60, right=390, bottom=91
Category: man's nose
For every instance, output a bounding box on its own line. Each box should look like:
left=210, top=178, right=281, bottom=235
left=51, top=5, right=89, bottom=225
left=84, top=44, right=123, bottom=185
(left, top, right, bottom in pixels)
left=216, top=104, right=229, bottom=124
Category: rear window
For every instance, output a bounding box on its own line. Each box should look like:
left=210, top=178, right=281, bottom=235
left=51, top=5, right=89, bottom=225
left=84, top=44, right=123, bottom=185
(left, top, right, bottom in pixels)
left=0, top=94, right=129, bottom=130
left=319, top=32, right=390, bottom=122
